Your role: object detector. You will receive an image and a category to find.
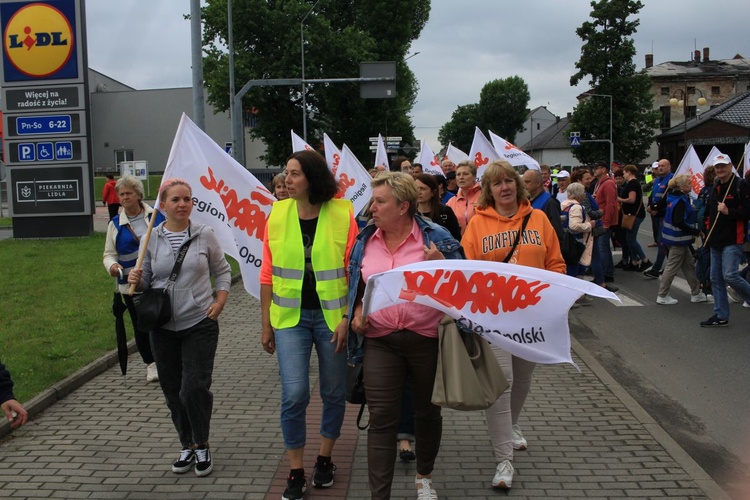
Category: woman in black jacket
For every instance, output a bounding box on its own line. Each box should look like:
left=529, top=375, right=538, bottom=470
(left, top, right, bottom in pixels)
left=415, top=174, right=462, bottom=240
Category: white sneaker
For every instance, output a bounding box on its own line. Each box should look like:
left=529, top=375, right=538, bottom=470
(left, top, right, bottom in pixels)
left=691, top=292, right=708, bottom=303
left=146, top=363, right=159, bottom=382
left=511, top=424, right=527, bottom=450
left=656, top=295, right=678, bottom=305
left=416, top=477, right=438, bottom=500
left=727, top=286, right=741, bottom=303
left=492, top=460, right=513, bottom=489
left=744, top=301, right=750, bottom=308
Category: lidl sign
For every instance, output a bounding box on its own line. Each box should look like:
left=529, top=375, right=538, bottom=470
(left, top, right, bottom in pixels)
left=1, top=0, right=78, bottom=81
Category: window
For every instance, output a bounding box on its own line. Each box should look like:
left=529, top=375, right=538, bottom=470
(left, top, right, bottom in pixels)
left=659, top=106, right=671, bottom=129
left=661, top=87, right=670, bottom=96
left=686, top=105, right=697, bottom=119
left=536, top=123, right=540, bottom=130
left=687, top=86, right=696, bottom=95
left=712, top=86, right=721, bottom=95
left=114, top=149, right=133, bottom=166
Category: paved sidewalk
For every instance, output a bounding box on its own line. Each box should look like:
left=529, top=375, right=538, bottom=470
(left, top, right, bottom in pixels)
left=0, top=284, right=727, bottom=499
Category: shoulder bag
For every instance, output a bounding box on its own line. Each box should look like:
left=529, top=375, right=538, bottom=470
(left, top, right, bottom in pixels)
left=133, top=239, right=192, bottom=331
left=431, top=315, right=509, bottom=411
left=620, top=197, right=641, bottom=230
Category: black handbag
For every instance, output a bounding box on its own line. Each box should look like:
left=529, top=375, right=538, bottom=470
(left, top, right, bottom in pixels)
left=133, top=239, right=192, bottom=331
left=346, top=362, right=369, bottom=430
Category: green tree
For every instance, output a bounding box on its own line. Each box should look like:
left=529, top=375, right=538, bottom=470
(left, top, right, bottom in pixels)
left=438, top=76, right=530, bottom=152
left=478, top=76, right=529, bottom=144
left=569, top=0, right=659, bottom=165
left=438, top=104, right=479, bottom=153
left=201, top=0, right=429, bottom=166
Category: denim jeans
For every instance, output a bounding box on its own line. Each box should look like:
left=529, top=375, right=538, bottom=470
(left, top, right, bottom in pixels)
left=652, top=216, right=667, bottom=271
left=151, top=317, right=218, bottom=447
left=595, top=228, right=614, bottom=281
left=590, top=235, right=604, bottom=285
left=274, top=308, right=347, bottom=450
left=625, top=217, right=647, bottom=262
left=710, top=245, right=750, bottom=320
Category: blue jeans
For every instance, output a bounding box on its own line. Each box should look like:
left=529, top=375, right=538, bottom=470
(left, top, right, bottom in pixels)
left=275, top=309, right=347, bottom=449
left=626, top=217, right=647, bottom=262
left=596, top=228, right=614, bottom=281
left=151, top=317, right=218, bottom=447
left=710, top=245, right=750, bottom=320
left=652, top=216, right=667, bottom=271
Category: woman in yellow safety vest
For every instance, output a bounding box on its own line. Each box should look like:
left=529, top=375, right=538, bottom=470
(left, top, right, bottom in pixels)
left=259, top=150, right=358, bottom=500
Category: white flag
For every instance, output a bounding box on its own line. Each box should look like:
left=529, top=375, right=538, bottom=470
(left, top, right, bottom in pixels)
left=445, top=143, right=469, bottom=165
left=745, top=141, right=750, bottom=177
left=163, top=114, right=276, bottom=299
left=488, top=130, right=541, bottom=172
left=337, top=144, right=374, bottom=215
left=291, top=130, right=315, bottom=153
left=674, top=145, right=703, bottom=199
left=362, top=260, right=619, bottom=367
left=375, top=134, right=390, bottom=171
left=323, top=133, right=343, bottom=176
left=416, top=139, right=444, bottom=176
left=469, top=127, right=501, bottom=180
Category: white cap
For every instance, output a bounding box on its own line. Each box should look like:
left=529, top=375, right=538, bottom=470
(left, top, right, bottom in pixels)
left=651, top=161, right=659, bottom=169
left=712, top=153, right=731, bottom=166
left=555, top=170, right=570, bottom=179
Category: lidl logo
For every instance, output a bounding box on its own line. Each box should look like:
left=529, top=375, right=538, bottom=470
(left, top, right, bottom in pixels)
left=1, top=1, right=78, bottom=82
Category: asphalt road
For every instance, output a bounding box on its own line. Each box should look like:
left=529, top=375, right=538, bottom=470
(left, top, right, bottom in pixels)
left=571, top=221, right=750, bottom=499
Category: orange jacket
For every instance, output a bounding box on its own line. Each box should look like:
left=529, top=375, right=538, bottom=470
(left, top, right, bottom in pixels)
left=461, top=199, right=566, bottom=274
left=102, top=179, right=119, bottom=205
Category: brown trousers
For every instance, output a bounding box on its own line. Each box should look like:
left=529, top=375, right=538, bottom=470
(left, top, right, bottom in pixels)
left=363, top=330, right=442, bottom=500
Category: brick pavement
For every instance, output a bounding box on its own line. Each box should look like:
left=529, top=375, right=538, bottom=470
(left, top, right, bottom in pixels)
left=0, top=283, right=728, bottom=499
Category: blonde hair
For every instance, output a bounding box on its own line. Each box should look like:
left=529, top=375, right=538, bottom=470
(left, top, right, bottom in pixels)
left=115, top=176, right=144, bottom=201
left=477, top=161, right=528, bottom=209
left=371, top=171, right=418, bottom=217
left=566, top=182, right=586, bottom=200
left=668, top=173, right=692, bottom=190
left=455, top=160, right=477, bottom=178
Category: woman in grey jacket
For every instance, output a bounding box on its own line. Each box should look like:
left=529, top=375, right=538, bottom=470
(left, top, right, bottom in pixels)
left=129, top=178, right=231, bottom=478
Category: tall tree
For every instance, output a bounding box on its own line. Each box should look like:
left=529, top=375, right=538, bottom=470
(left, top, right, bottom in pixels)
left=201, top=0, right=429, bottom=166
left=438, top=76, right=530, bottom=152
left=478, top=76, right=530, bottom=144
left=438, top=104, right=479, bottom=153
left=569, top=0, right=659, bottom=165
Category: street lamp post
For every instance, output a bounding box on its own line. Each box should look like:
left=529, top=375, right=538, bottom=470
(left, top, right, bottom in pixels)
left=669, top=87, right=707, bottom=159
left=300, top=0, right=321, bottom=142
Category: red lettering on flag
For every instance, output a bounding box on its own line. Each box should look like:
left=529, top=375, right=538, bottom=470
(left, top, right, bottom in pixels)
left=474, top=152, right=489, bottom=166
left=335, top=173, right=356, bottom=199
left=200, top=166, right=274, bottom=239
left=398, top=270, right=549, bottom=314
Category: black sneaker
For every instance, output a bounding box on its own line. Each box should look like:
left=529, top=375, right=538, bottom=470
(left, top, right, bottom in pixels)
left=700, top=315, right=728, bottom=328
left=643, top=268, right=660, bottom=279
left=283, top=472, right=308, bottom=500
left=312, top=458, right=336, bottom=488
left=194, top=445, right=213, bottom=476
left=172, top=448, right=195, bottom=474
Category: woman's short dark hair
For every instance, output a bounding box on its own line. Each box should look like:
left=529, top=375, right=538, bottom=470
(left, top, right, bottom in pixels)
left=288, top=150, right=338, bottom=204
left=623, top=164, right=638, bottom=176
left=390, top=155, right=409, bottom=171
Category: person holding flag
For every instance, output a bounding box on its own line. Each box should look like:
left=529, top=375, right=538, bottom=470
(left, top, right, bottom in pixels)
left=259, top=150, right=358, bottom=500
left=446, top=161, right=482, bottom=235
left=461, top=161, right=565, bottom=491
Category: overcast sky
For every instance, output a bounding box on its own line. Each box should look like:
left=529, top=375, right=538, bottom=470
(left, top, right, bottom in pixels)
left=86, top=0, right=750, bottom=151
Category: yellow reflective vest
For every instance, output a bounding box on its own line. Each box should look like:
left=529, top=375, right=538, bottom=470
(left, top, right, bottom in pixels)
left=268, top=198, right=352, bottom=331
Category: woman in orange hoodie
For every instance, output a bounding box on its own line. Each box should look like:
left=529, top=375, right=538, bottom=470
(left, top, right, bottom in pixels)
left=462, top=161, right=565, bottom=491
left=446, top=160, right=482, bottom=235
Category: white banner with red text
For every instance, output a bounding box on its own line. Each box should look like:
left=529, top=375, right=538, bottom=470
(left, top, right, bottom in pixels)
left=164, top=114, right=276, bottom=299
left=361, top=260, right=619, bottom=367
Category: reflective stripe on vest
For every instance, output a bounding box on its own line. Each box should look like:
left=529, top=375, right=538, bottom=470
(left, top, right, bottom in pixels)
left=268, top=198, right=352, bottom=331
left=662, top=193, right=695, bottom=246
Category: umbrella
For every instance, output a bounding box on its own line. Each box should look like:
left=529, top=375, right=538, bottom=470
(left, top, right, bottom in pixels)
left=112, top=275, right=129, bottom=376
